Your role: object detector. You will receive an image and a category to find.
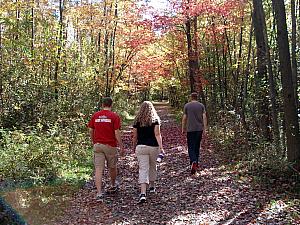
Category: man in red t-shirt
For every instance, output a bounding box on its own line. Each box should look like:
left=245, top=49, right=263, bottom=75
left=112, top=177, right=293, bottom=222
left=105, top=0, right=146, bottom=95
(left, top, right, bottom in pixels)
left=88, top=97, right=125, bottom=201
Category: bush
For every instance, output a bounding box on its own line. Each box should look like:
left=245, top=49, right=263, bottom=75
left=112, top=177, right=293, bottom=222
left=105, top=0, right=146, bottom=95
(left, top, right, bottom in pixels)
left=210, top=109, right=288, bottom=175
left=0, top=122, right=91, bottom=184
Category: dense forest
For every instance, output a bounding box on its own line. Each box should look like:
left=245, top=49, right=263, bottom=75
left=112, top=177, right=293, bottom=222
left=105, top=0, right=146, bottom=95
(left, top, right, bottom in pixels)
left=0, top=0, right=300, bottom=224
left=0, top=0, right=299, bottom=191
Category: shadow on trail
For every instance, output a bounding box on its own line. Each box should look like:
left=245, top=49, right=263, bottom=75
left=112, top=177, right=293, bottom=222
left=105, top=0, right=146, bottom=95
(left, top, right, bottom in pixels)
left=52, top=103, right=281, bottom=225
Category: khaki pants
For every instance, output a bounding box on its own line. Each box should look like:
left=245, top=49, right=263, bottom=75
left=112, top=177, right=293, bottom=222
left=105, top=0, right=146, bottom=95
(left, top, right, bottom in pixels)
left=135, top=145, right=159, bottom=184
left=93, top=143, right=118, bottom=169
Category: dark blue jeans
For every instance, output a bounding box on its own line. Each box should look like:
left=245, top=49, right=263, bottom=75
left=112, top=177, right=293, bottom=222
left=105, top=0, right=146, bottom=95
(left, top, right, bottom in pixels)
left=187, top=131, right=203, bottom=164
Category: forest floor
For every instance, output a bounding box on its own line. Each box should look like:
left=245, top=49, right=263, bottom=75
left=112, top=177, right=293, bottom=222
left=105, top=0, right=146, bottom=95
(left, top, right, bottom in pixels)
left=51, top=102, right=299, bottom=225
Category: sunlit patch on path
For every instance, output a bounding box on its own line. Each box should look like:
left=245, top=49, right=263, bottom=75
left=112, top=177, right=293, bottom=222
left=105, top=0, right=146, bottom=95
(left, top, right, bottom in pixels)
left=52, top=103, right=295, bottom=225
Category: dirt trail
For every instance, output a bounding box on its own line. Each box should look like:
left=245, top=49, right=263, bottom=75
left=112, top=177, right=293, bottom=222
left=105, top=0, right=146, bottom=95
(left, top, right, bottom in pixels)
left=52, top=103, right=290, bottom=225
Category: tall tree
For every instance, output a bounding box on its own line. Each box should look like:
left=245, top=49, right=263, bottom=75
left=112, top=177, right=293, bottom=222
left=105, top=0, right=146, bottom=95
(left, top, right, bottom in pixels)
left=240, top=23, right=254, bottom=130
left=291, top=0, right=298, bottom=109
left=53, top=0, right=66, bottom=99
left=0, top=24, right=3, bottom=114
left=272, top=0, right=300, bottom=169
left=252, top=0, right=271, bottom=140
left=254, top=0, right=280, bottom=144
left=185, top=17, right=197, bottom=93
left=31, top=0, right=34, bottom=59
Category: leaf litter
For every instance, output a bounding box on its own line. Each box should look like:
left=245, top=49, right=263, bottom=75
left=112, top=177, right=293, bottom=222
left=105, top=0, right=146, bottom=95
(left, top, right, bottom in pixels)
left=51, top=103, right=299, bottom=225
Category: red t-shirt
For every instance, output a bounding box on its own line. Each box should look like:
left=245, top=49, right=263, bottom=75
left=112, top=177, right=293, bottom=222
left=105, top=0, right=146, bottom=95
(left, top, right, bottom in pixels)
left=88, top=110, right=121, bottom=147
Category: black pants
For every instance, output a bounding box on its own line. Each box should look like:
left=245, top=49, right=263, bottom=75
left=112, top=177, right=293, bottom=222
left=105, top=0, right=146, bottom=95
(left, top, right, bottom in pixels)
left=187, top=131, right=203, bottom=164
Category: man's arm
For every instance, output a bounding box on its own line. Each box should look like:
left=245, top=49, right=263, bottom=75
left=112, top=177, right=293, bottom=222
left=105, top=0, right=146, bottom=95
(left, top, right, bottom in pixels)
left=202, top=112, right=208, bottom=137
left=203, top=112, right=208, bottom=131
left=115, top=129, right=125, bottom=156
left=182, top=114, right=187, bottom=134
left=89, top=128, right=94, bottom=145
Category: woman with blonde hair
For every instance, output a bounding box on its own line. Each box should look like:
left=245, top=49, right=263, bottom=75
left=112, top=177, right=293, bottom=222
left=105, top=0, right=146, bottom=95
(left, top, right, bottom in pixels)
left=133, top=101, right=164, bottom=204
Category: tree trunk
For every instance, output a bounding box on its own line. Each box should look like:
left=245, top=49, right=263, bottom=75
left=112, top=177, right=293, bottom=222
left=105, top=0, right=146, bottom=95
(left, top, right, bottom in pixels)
left=103, top=0, right=111, bottom=96
left=240, top=23, right=253, bottom=131
left=291, top=0, right=298, bottom=109
left=0, top=24, right=3, bottom=114
left=222, top=39, right=228, bottom=103
left=252, top=0, right=271, bottom=140
left=272, top=0, right=300, bottom=169
left=53, top=0, right=65, bottom=99
left=206, top=40, right=217, bottom=114
left=235, top=16, right=244, bottom=110
left=224, top=23, right=235, bottom=106
left=259, top=0, right=280, bottom=145
left=185, top=17, right=196, bottom=93
left=15, top=0, right=20, bottom=40
left=31, top=1, right=34, bottom=59
left=109, top=1, right=118, bottom=95
left=212, top=20, right=224, bottom=109
left=192, top=17, right=206, bottom=105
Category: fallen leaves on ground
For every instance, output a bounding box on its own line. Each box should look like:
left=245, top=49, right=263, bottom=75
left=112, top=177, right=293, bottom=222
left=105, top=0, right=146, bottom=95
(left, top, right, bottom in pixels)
left=51, top=103, right=299, bottom=225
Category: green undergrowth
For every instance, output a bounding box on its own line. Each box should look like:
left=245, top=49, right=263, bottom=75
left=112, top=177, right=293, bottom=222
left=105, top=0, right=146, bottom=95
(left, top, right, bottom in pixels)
left=171, top=107, right=184, bottom=124
left=0, top=106, right=136, bottom=191
left=208, top=112, right=300, bottom=196
left=119, top=110, right=136, bottom=126
left=0, top=127, right=93, bottom=191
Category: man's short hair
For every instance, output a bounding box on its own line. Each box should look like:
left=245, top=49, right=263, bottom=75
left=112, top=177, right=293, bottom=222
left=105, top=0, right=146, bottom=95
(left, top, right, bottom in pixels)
left=191, top=92, right=198, bottom=100
left=102, top=97, right=113, bottom=107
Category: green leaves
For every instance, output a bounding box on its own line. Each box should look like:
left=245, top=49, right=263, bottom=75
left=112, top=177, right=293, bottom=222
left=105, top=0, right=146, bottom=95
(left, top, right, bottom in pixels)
left=0, top=125, right=91, bottom=184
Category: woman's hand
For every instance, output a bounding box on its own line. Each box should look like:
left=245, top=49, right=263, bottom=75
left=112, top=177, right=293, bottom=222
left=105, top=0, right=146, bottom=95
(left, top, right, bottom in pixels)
left=159, top=147, right=165, bottom=154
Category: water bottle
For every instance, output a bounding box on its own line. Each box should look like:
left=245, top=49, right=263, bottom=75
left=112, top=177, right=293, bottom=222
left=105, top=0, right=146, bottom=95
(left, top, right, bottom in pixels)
left=156, top=153, right=164, bottom=163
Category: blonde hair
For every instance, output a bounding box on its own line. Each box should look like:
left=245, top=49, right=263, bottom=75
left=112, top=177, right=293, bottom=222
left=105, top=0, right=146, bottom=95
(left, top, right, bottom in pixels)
left=134, top=101, right=160, bottom=127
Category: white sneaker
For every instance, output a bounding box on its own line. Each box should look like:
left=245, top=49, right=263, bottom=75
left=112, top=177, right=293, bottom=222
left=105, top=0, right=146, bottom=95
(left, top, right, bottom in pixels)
left=96, top=193, right=104, bottom=201
left=138, top=194, right=146, bottom=204
left=149, top=187, right=156, bottom=193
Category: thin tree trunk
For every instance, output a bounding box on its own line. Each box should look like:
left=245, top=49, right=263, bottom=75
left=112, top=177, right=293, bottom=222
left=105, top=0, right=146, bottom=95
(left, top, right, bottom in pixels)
left=110, top=1, right=119, bottom=95
left=15, top=0, right=20, bottom=40
left=103, top=0, right=110, bottom=96
left=222, top=40, right=228, bottom=102
left=53, top=0, right=65, bottom=99
left=216, top=47, right=223, bottom=109
left=206, top=40, right=217, bottom=115
left=291, top=0, right=298, bottom=109
left=193, top=17, right=206, bottom=105
left=212, top=47, right=219, bottom=108
left=272, top=0, right=300, bottom=169
left=240, top=23, right=253, bottom=131
left=31, top=1, right=34, bottom=59
left=0, top=24, right=3, bottom=114
left=235, top=16, right=244, bottom=110
left=212, top=20, right=224, bottom=108
left=97, top=32, right=101, bottom=53
left=224, top=23, right=234, bottom=105
left=223, top=47, right=228, bottom=102
left=31, top=1, right=36, bottom=82
left=185, top=17, right=196, bottom=93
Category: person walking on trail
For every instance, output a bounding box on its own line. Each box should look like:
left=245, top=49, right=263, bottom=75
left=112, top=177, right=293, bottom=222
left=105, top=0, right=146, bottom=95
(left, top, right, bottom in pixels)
left=88, top=97, right=125, bottom=201
left=182, top=92, right=207, bottom=175
left=132, top=101, right=164, bottom=204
